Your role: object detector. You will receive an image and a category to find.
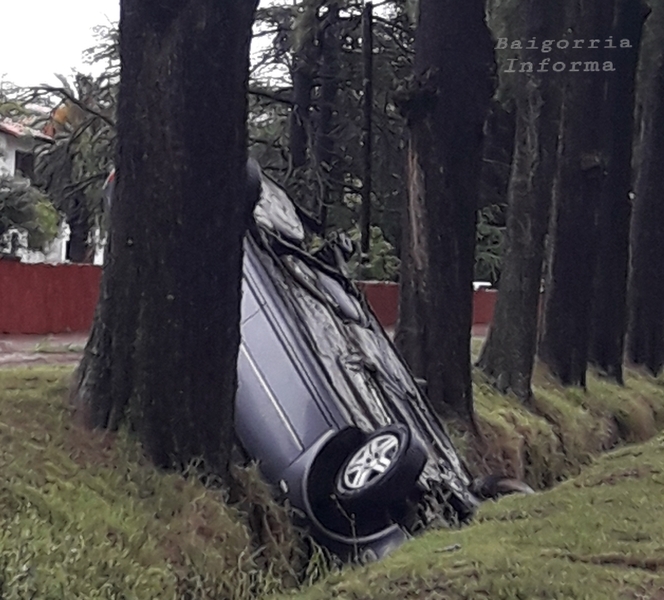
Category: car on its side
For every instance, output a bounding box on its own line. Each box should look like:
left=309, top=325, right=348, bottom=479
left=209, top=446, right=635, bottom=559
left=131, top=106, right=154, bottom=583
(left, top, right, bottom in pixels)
left=235, top=165, right=479, bottom=560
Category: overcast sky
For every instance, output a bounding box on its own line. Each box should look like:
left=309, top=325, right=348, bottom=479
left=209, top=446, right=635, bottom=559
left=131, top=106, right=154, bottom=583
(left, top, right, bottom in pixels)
left=0, top=0, right=279, bottom=88
left=0, top=0, right=120, bottom=87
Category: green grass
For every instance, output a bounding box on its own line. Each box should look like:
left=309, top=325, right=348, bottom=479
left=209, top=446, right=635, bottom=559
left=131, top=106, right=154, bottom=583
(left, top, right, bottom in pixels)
left=276, top=434, right=664, bottom=599
left=276, top=362, right=664, bottom=599
left=2, top=363, right=664, bottom=599
left=461, top=364, right=664, bottom=491
left=0, top=366, right=313, bottom=600
left=33, top=341, right=85, bottom=353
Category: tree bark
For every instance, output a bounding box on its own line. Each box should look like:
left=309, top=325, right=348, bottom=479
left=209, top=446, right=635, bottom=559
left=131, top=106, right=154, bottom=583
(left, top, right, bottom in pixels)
left=538, top=0, right=613, bottom=387
left=626, top=48, right=664, bottom=375
left=66, top=194, right=92, bottom=263
left=360, top=2, right=374, bottom=257
left=477, top=0, right=561, bottom=402
left=289, top=2, right=319, bottom=171
left=315, top=1, right=342, bottom=229
left=290, top=60, right=313, bottom=170
left=71, top=0, right=258, bottom=480
left=396, top=0, right=495, bottom=424
left=589, top=0, right=649, bottom=383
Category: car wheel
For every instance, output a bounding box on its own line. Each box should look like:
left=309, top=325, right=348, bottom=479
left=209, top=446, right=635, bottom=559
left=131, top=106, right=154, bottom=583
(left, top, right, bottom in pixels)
left=334, top=424, right=426, bottom=514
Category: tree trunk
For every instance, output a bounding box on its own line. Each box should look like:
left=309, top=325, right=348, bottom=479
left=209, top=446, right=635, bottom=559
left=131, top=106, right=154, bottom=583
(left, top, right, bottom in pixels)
left=66, top=194, right=92, bottom=263
left=538, top=0, right=613, bottom=387
left=396, top=0, right=495, bottom=423
left=589, top=0, right=649, bottom=383
left=477, top=0, right=561, bottom=402
left=359, top=1, right=374, bottom=257
left=315, top=1, right=341, bottom=228
left=289, top=1, right=319, bottom=171
left=626, top=49, right=664, bottom=375
left=71, top=0, right=258, bottom=481
left=290, top=61, right=313, bottom=170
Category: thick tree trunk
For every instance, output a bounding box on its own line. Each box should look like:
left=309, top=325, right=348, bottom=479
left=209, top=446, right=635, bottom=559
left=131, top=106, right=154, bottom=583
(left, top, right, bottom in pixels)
left=477, top=0, right=561, bottom=402
left=538, top=0, right=613, bottom=387
left=626, top=50, right=664, bottom=375
left=589, top=0, right=649, bottom=383
left=396, top=0, right=495, bottom=424
left=71, top=0, right=258, bottom=480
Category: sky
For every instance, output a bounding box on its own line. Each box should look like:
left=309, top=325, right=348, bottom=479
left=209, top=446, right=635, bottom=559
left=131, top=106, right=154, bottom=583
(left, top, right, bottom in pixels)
left=0, top=0, right=120, bottom=87
left=0, top=0, right=279, bottom=88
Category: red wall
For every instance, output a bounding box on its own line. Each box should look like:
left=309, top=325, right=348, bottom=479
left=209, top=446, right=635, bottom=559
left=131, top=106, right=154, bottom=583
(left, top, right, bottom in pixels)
left=1, top=263, right=497, bottom=335
left=358, top=281, right=497, bottom=329
left=357, top=281, right=400, bottom=329
left=0, top=259, right=101, bottom=334
left=473, top=288, right=498, bottom=326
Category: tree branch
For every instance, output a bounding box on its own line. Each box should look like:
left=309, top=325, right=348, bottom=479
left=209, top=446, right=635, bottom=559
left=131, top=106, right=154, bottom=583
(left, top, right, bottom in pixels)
left=249, top=87, right=293, bottom=106
left=28, top=86, right=116, bottom=128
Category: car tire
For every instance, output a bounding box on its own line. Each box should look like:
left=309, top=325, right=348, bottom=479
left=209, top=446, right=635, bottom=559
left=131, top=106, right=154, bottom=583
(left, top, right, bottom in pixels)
left=333, top=424, right=427, bottom=515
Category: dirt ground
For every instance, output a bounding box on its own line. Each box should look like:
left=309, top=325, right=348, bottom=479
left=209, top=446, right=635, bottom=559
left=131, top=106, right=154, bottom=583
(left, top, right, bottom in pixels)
left=0, top=332, right=88, bottom=369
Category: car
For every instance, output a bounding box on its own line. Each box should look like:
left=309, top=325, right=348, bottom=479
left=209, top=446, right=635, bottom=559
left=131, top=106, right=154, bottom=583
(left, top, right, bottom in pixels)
left=234, top=163, right=480, bottom=560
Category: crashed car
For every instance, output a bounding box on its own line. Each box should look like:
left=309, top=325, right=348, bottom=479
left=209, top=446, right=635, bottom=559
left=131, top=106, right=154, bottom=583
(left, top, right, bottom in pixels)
left=235, top=165, right=480, bottom=560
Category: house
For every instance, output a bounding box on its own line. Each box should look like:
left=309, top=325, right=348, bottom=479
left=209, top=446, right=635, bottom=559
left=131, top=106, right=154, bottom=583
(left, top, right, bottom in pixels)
left=0, top=116, right=67, bottom=263
left=0, top=116, right=52, bottom=178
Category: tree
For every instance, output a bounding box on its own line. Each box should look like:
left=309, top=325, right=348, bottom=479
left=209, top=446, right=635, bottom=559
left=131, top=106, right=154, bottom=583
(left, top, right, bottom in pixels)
left=627, top=30, right=664, bottom=375
left=538, top=0, right=614, bottom=387
left=289, top=0, right=320, bottom=170
left=589, top=0, right=649, bottom=383
left=359, top=1, right=374, bottom=257
left=71, top=0, right=259, bottom=481
left=248, top=0, right=414, bottom=267
left=477, top=0, right=562, bottom=401
left=396, top=0, right=495, bottom=423
left=314, top=1, right=342, bottom=228
left=0, top=175, right=59, bottom=253
left=27, top=38, right=119, bottom=263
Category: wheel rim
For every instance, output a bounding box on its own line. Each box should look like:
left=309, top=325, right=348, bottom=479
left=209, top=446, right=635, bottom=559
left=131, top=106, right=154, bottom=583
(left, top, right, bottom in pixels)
left=340, top=433, right=400, bottom=491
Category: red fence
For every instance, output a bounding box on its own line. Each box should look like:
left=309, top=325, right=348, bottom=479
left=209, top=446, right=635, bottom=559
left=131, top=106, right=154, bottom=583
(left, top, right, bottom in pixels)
left=0, top=259, right=101, bottom=334
left=353, top=282, right=497, bottom=330
left=0, top=261, right=497, bottom=335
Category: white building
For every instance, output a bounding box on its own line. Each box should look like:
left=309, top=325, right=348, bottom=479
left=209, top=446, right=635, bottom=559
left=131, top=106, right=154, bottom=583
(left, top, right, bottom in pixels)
left=0, top=118, right=52, bottom=177
left=0, top=117, right=67, bottom=262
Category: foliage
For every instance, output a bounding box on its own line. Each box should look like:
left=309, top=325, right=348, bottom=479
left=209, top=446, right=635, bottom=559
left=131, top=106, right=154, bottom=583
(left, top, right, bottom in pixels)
left=0, top=175, right=59, bottom=251
left=475, top=204, right=505, bottom=283
left=250, top=0, right=415, bottom=258
left=251, top=1, right=513, bottom=282
left=7, top=4, right=509, bottom=275
left=345, top=225, right=401, bottom=281
left=0, top=367, right=322, bottom=599
left=24, top=28, right=118, bottom=245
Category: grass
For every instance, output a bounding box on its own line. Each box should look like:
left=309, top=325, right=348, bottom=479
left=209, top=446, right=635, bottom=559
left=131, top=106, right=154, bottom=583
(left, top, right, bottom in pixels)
left=277, top=359, right=664, bottom=600
left=276, top=434, right=664, bottom=599
left=0, top=366, right=314, bottom=600
left=33, top=340, right=85, bottom=353
left=461, top=360, right=664, bottom=492
left=1, top=361, right=664, bottom=599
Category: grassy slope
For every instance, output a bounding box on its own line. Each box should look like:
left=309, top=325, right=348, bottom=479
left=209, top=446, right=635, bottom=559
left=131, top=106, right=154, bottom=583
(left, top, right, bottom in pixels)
left=279, top=435, right=664, bottom=599
left=278, top=354, right=664, bottom=600
left=1, top=363, right=664, bottom=599
left=464, top=343, right=664, bottom=491
left=0, top=367, right=310, bottom=600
